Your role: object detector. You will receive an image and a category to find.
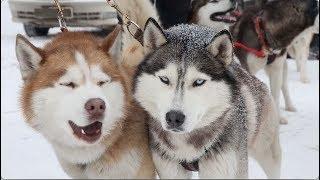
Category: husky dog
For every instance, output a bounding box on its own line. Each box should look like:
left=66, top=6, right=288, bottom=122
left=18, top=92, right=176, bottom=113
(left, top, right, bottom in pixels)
left=15, top=27, right=155, bottom=178
left=190, top=0, right=319, bottom=123
left=288, top=13, right=319, bottom=83
left=133, top=18, right=281, bottom=178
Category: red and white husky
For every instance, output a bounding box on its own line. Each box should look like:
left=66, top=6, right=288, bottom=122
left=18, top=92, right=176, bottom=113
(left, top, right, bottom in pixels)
left=15, top=27, right=155, bottom=178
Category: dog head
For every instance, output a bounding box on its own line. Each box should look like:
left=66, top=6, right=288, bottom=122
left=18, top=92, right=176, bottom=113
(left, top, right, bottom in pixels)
left=134, top=19, right=235, bottom=134
left=189, top=0, right=240, bottom=30
left=16, top=27, right=128, bottom=154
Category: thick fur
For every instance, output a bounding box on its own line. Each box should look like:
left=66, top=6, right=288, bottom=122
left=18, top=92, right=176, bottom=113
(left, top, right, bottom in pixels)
left=288, top=14, right=319, bottom=83
left=190, top=0, right=319, bottom=123
left=133, top=20, right=281, bottom=178
left=16, top=30, right=155, bottom=178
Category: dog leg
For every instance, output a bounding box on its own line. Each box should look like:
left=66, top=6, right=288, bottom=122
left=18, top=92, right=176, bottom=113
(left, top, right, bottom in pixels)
left=282, top=57, right=297, bottom=112
left=296, top=54, right=302, bottom=73
left=265, top=57, right=287, bottom=124
left=292, top=45, right=302, bottom=72
left=298, top=38, right=311, bottom=83
left=198, top=150, right=246, bottom=178
left=252, top=133, right=282, bottom=179
left=152, top=152, right=192, bottom=179
left=288, top=45, right=301, bottom=72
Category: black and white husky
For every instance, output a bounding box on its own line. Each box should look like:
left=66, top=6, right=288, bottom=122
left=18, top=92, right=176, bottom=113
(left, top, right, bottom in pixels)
left=133, top=18, right=281, bottom=178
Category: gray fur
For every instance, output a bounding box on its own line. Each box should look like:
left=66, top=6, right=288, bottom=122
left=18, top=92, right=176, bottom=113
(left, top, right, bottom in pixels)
left=134, top=22, right=280, bottom=178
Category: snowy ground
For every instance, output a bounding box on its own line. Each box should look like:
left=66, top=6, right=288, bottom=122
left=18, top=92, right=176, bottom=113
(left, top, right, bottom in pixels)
left=1, top=1, right=319, bottom=179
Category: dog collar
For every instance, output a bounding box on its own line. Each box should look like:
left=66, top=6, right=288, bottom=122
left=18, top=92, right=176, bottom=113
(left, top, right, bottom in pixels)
left=180, top=160, right=199, bottom=171
left=234, top=13, right=280, bottom=59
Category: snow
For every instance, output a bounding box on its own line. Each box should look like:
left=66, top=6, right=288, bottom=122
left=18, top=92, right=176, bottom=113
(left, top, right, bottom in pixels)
left=1, top=0, right=319, bottom=179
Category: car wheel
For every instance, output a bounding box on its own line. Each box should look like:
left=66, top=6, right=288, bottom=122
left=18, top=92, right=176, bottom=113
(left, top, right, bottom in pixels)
left=23, top=24, right=49, bottom=37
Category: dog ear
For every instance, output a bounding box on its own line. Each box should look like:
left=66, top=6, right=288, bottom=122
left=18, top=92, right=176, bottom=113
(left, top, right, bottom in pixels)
left=206, top=29, right=233, bottom=66
left=16, top=34, right=44, bottom=82
left=101, top=25, right=123, bottom=62
left=143, top=18, right=167, bottom=54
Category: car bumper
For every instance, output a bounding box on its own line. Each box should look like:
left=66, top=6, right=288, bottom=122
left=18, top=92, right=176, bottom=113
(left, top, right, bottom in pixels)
left=8, top=0, right=118, bottom=28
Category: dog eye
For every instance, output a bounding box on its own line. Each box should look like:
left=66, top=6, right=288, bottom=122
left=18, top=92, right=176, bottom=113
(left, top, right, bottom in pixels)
left=59, top=82, right=77, bottom=89
left=159, top=76, right=170, bottom=85
left=97, top=80, right=108, bottom=87
left=193, top=79, right=206, bottom=87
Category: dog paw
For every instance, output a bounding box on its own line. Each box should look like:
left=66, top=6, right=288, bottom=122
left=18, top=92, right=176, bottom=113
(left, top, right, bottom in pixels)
left=285, top=106, right=297, bottom=112
left=280, top=117, right=288, bottom=125
left=300, top=78, right=310, bottom=84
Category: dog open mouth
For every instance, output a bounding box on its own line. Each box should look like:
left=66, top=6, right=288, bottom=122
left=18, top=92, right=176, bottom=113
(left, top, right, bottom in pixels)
left=210, top=10, right=241, bottom=23
left=68, top=120, right=102, bottom=143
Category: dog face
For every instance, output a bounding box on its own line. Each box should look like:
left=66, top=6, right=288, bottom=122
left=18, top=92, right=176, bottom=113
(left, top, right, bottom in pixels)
left=134, top=19, right=235, bottom=134
left=16, top=28, right=127, bottom=148
left=190, top=0, right=239, bottom=29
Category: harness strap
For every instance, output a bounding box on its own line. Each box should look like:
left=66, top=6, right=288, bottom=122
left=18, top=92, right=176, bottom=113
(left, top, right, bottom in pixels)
left=234, top=41, right=266, bottom=58
left=254, top=16, right=269, bottom=53
left=234, top=15, right=278, bottom=59
left=180, top=160, right=199, bottom=171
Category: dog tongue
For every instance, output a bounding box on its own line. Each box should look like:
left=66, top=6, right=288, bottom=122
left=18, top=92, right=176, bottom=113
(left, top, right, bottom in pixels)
left=82, top=121, right=102, bottom=135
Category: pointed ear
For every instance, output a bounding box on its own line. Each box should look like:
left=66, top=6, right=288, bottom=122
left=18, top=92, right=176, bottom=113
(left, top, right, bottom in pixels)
left=206, top=29, right=233, bottom=66
left=101, top=25, right=123, bottom=62
left=16, top=34, right=43, bottom=82
left=143, top=18, right=167, bottom=54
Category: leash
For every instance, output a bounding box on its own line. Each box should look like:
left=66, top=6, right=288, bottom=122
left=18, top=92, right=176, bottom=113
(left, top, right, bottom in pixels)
left=106, top=0, right=144, bottom=45
left=52, top=0, right=68, bottom=32
left=234, top=15, right=280, bottom=59
left=234, top=16, right=267, bottom=58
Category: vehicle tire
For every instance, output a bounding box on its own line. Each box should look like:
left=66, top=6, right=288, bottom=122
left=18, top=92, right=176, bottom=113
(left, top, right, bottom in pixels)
left=23, top=24, right=49, bottom=37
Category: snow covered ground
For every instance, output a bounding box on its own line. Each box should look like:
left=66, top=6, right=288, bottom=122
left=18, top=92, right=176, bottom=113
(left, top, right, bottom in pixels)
left=1, top=1, right=319, bottom=179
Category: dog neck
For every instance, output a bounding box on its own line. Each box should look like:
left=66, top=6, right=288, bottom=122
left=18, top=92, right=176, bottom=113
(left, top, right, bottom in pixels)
left=52, top=141, right=107, bottom=164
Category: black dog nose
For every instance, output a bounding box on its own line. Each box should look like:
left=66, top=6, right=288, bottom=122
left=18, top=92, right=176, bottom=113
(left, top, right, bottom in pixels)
left=166, top=111, right=185, bottom=128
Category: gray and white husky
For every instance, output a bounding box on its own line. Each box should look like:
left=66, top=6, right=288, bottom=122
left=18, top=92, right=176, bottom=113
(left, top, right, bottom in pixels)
left=133, top=18, right=281, bottom=178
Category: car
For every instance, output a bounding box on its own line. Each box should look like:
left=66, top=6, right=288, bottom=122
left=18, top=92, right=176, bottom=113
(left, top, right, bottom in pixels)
left=8, top=0, right=118, bottom=37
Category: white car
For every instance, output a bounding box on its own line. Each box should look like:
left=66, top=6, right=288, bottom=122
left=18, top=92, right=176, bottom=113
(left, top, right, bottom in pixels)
left=9, top=0, right=118, bottom=36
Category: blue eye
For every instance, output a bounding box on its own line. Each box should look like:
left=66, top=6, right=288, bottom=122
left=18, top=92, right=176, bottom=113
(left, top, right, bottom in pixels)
left=193, top=79, right=206, bottom=87
left=159, top=76, right=170, bottom=85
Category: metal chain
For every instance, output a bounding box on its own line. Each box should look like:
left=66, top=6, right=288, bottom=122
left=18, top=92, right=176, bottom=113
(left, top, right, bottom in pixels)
left=52, top=0, right=68, bottom=32
left=106, top=0, right=143, bottom=44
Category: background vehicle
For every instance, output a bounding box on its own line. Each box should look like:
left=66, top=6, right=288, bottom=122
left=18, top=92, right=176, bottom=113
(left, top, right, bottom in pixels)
left=8, top=0, right=118, bottom=36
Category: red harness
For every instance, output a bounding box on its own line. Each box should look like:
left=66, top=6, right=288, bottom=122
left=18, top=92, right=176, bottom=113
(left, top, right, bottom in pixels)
left=234, top=16, right=269, bottom=58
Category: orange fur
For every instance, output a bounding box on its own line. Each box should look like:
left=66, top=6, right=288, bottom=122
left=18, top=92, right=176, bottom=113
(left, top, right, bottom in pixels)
left=20, top=30, right=155, bottom=178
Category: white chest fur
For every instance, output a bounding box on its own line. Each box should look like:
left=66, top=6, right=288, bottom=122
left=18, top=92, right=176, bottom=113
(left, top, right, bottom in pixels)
left=56, top=147, right=142, bottom=178
left=152, top=131, right=216, bottom=162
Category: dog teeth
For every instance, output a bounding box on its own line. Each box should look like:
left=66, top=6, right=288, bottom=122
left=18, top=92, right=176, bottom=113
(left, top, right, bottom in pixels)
left=81, top=129, right=86, bottom=135
left=96, top=129, right=100, bottom=133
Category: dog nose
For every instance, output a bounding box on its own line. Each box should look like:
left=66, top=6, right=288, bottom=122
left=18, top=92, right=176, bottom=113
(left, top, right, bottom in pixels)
left=166, top=111, right=185, bottom=128
left=85, top=98, right=106, bottom=120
